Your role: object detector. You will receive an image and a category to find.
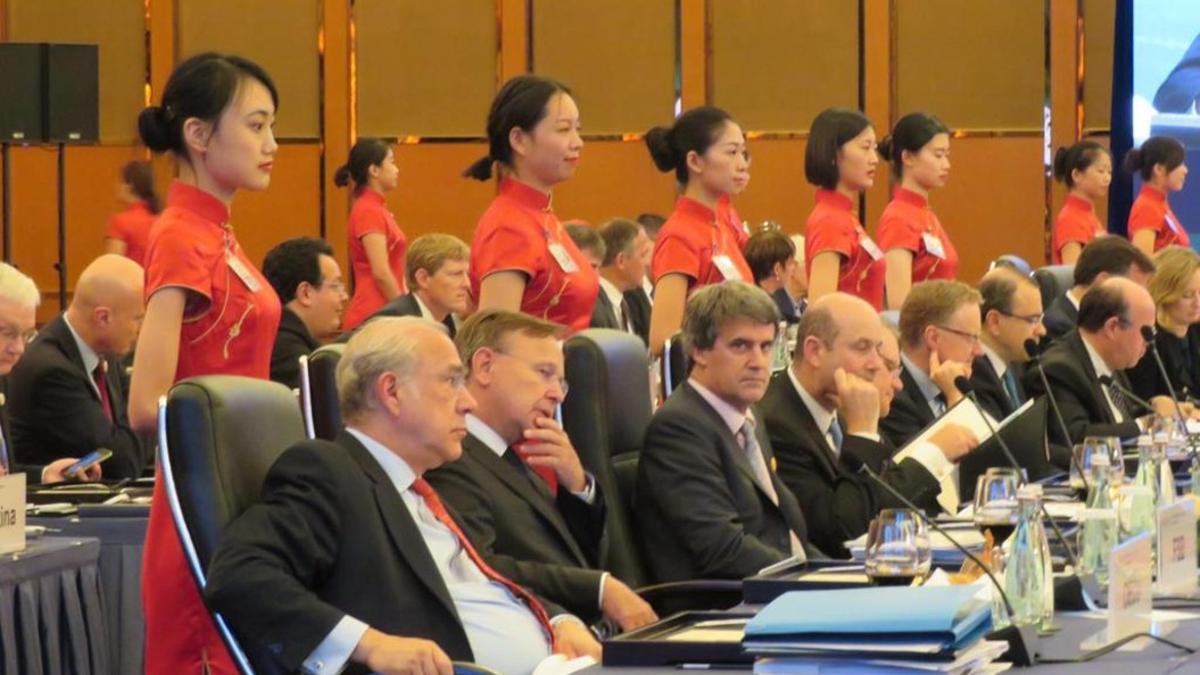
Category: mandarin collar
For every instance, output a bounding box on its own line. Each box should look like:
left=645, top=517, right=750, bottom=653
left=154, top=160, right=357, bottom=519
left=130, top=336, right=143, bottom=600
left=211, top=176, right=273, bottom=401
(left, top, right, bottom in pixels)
left=166, top=181, right=229, bottom=226
left=500, top=177, right=553, bottom=212
left=1064, top=194, right=1094, bottom=212
left=1139, top=184, right=1167, bottom=204
left=675, top=195, right=718, bottom=222
left=356, top=187, right=388, bottom=207
left=815, top=189, right=854, bottom=211
left=893, top=187, right=928, bottom=208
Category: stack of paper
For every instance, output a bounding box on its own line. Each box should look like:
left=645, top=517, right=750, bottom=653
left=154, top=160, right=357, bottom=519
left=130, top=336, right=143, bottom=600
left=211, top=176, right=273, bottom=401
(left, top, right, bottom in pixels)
left=845, top=527, right=986, bottom=566
left=744, top=586, right=1005, bottom=674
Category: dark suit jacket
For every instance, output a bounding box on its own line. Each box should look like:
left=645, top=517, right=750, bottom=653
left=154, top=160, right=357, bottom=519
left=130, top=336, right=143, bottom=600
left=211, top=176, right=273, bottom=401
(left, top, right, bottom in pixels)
left=880, top=365, right=937, bottom=448
left=635, top=382, right=816, bottom=582
left=8, top=314, right=147, bottom=479
left=623, top=287, right=651, bottom=346
left=1043, top=294, right=1079, bottom=343
left=771, top=288, right=801, bottom=324
left=759, top=372, right=939, bottom=558
left=1022, top=330, right=1145, bottom=448
left=336, top=293, right=457, bottom=343
left=1127, top=322, right=1200, bottom=402
left=269, top=308, right=319, bottom=391
left=206, top=431, right=565, bottom=675
left=0, top=377, right=43, bottom=481
left=969, top=355, right=1026, bottom=422
left=426, top=432, right=608, bottom=621
left=590, top=290, right=621, bottom=331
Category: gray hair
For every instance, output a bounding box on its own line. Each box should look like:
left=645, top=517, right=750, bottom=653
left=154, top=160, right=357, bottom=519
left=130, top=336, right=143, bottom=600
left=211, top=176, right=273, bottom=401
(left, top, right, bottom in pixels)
left=0, top=263, right=39, bottom=309
left=682, top=281, right=780, bottom=356
left=337, top=316, right=446, bottom=420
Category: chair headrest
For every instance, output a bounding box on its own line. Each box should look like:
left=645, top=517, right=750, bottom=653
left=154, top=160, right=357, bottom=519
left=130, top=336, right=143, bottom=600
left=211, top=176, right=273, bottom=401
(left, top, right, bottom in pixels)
left=564, top=329, right=652, bottom=457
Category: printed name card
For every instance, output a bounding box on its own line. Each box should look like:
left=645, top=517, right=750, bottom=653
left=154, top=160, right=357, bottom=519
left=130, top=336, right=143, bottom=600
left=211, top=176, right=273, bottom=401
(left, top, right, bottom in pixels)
left=1108, top=532, right=1153, bottom=643
left=0, top=473, right=25, bottom=555
left=1156, top=500, right=1198, bottom=594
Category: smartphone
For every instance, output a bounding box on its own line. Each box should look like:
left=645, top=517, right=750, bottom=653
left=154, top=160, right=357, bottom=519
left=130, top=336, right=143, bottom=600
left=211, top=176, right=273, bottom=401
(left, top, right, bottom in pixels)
left=64, top=448, right=112, bottom=478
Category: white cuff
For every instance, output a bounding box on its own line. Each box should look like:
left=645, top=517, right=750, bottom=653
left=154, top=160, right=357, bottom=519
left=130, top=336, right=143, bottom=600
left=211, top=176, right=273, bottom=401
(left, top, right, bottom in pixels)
left=302, top=615, right=370, bottom=675
left=596, top=571, right=610, bottom=610
left=907, top=441, right=954, bottom=483
left=570, top=473, right=597, bottom=504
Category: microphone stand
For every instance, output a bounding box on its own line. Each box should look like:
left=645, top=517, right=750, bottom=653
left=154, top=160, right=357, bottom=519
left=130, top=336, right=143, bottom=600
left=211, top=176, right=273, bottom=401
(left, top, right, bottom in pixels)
left=1139, top=325, right=1199, bottom=462
left=861, top=465, right=1037, bottom=666
left=1025, top=339, right=1089, bottom=494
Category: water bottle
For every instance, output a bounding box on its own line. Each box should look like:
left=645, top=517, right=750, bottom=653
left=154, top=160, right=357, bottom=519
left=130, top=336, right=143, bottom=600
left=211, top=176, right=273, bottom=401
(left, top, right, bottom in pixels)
left=1134, top=436, right=1167, bottom=507
left=1190, top=455, right=1200, bottom=499
left=1149, top=422, right=1177, bottom=506
left=1078, top=454, right=1118, bottom=586
left=1024, top=484, right=1056, bottom=629
left=1004, top=485, right=1045, bottom=627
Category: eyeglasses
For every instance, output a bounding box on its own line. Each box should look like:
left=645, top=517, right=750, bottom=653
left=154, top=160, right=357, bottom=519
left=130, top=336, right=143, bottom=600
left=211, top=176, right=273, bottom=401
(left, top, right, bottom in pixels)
left=493, top=350, right=570, bottom=397
left=935, top=325, right=981, bottom=346
left=0, top=324, right=36, bottom=345
left=998, top=310, right=1044, bottom=326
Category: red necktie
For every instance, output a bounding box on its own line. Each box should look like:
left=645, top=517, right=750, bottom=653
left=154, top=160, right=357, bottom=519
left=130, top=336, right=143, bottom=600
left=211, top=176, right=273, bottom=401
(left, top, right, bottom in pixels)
left=410, top=478, right=555, bottom=645
left=514, top=443, right=558, bottom=494
left=93, top=362, right=112, bottom=422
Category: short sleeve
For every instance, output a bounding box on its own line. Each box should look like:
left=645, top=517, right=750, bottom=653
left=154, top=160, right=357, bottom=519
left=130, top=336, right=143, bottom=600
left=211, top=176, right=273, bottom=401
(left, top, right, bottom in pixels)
left=875, top=210, right=922, bottom=252
left=652, top=230, right=703, bottom=283
left=105, top=213, right=126, bottom=241
left=475, top=220, right=542, bottom=280
left=1127, top=201, right=1162, bottom=235
left=1054, top=212, right=1093, bottom=250
left=806, top=212, right=855, bottom=259
left=350, top=207, right=390, bottom=239
left=144, top=219, right=215, bottom=308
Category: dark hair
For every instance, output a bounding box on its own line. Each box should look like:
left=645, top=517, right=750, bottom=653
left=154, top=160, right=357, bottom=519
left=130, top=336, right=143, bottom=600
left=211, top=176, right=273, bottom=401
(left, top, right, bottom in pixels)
left=565, top=223, right=605, bottom=261
left=635, top=212, right=666, bottom=239
left=805, top=107, right=873, bottom=190
left=334, top=138, right=391, bottom=189
left=682, top=281, right=780, bottom=356
left=978, top=268, right=1038, bottom=319
left=1073, top=236, right=1155, bottom=286
left=138, top=52, right=278, bottom=158
left=1077, top=281, right=1130, bottom=333
left=120, top=160, right=161, bottom=214
left=262, top=237, right=334, bottom=304
left=744, top=230, right=796, bottom=284
left=599, top=218, right=640, bottom=267
left=1123, top=135, right=1186, bottom=181
left=877, top=112, right=949, bottom=179
left=463, top=75, right=573, bottom=181
left=456, top=309, right=562, bottom=375
left=1052, top=140, right=1110, bottom=188
left=644, top=106, right=736, bottom=184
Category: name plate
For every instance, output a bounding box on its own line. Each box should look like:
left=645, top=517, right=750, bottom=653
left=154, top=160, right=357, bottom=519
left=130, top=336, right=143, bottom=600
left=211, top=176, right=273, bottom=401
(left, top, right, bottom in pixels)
left=1156, top=500, right=1198, bottom=594
left=1108, top=532, right=1153, bottom=643
left=0, top=473, right=25, bottom=555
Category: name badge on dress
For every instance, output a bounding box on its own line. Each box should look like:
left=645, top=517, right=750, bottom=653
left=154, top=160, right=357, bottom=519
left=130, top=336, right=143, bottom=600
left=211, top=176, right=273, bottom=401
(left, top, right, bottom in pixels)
left=547, top=242, right=580, bottom=273
left=860, top=235, right=884, bottom=261
left=1166, top=213, right=1184, bottom=235
left=712, top=254, right=744, bottom=281
left=227, top=251, right=262, bottom=293
left=922, top=232, right=947, bottom=259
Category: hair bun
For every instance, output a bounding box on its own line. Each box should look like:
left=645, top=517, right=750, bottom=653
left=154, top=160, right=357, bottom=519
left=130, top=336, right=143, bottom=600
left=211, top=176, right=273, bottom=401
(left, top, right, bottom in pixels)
left=462, top=155, right=494, bottom=181
left=333, top=163, right=353, bottom=187
left=876, top=135, right=894, bottom=161
left=1122, top=147, right=1144, bottom=174
left=643, top=126, right=676, bottom=173
left=137, top=106, right=172, bottom=153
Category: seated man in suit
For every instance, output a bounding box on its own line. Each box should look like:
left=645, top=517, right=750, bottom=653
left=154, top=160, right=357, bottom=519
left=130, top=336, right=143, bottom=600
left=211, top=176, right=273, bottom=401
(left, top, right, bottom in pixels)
left=637, top=281, right=821, bottom=580
left=971, top=268, right=1046, bottom=421
left=206, top=317, right=600, bottom=675
left=1043, top=236, right=1155, bottom=342
left=10, top=255, right=149, bottom=480
left=592, top=218, right=652, bottom=340
left=1025, top=277, right=1173, bottom=447
left=0, top=262, right=100, bottom=484
left=745, top=230, right=805, bottom=323
left=881, top=280, right=984, bottom=447
left=262, top=237, right=348, bottom=390
left=427, top=310, right=656, bottom=630
left=621, top=213, right=666, bottom=345
left=344, top=234, right=470, bottom=340
left=761, top=293, right=976, bottom=557
left=565, top=222, right=604, bottom=273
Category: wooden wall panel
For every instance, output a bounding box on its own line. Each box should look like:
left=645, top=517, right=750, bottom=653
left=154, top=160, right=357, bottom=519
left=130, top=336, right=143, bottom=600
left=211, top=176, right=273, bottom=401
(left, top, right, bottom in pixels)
left=7, top=146, right=63, bottom=321
left=532, top=0, right=675, bottom=135
left=551, top=141, right=676, bottom=225
left=731, top=138, right=811, bottom=234
left=65, top=145, right=148, bottom=288
left=382, top=143, right=494, bottom=246
left=1083, top=0, right=1115, bottom=132
left=710, top=1, right=858, bottom=131
left=230, top=144, right=322, bottom=267
left=355, top=0, right=497, bottom=138
left=7, top=0, right=147, bottom=144
left=896, top=0, right=1044, bottom=130
left=177, top=0, right=321, bottom=139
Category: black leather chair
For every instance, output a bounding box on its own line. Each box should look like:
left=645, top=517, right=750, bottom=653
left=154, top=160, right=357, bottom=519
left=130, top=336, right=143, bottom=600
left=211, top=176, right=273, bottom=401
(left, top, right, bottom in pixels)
left=1032, top=264, right=1075, bottom=309
left=300, top=343, right=344, bottom=440
left=158, top=375, right=306, bottom=675
left=660, top=332, right=688, bottom=400
left=563, top=329, right=741, bottom=614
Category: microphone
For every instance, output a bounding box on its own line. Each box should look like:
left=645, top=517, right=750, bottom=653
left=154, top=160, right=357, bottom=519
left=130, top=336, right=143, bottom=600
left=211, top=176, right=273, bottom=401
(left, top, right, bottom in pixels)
left=860, top=465, right=1037, bottom=666
left=1097, top=375, right=1154, bottom=413
left=953, top=376, right=1078, bottom=567
left=1138, top=325, right=1197, bottom=458
left=1025, top=338, right=1089, bottom=494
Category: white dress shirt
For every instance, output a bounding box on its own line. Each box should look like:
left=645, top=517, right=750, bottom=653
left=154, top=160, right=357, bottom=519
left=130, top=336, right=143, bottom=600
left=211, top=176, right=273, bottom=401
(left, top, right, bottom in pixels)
left=303, top=427, right=552, bottom=675
left=598, top=276, right=628, bottom=331
left=1080, top=335, right=1126, bottom=423
left=901, top=352, right=947, bottom=417
left=63, top=315, right=103, bottom=400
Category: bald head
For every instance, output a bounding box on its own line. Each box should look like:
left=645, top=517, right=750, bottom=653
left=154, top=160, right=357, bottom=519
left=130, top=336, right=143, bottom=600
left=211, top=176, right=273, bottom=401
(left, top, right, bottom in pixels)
left=1078, top=276, right=1155, bottom=370
left=67, top=254, right=145, bottom=357
left=794, top=292, right=885, bottom=407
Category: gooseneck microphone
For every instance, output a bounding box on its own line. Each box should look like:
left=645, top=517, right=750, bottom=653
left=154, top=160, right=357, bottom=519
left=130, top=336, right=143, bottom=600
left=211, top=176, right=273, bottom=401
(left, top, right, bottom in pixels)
left=953, top=376, right=1078, bottom=566
left=1138, top=325, right=1198, bottom=459
left=1025, top=338, right=1089, bottom=494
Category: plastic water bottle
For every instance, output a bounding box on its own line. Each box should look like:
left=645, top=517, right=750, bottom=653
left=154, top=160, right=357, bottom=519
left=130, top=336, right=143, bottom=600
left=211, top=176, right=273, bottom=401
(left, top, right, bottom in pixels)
left=1149, top=423, right=1177, bottom=506
left=1024, top=484, right=1056, bottom=629
left=1005, top=485, right=1045, bottom=627
left=1078, top=454, right=1118, bottom=586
